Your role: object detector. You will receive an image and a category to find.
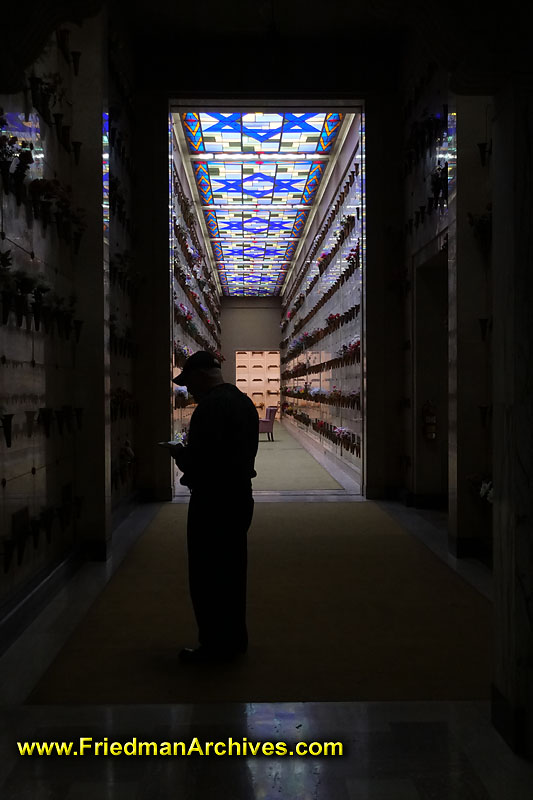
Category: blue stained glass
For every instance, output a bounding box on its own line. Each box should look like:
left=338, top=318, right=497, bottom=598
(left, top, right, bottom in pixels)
left=103, top=111, right=110, bottom=246
left=181, top=110, right=344, bottom=295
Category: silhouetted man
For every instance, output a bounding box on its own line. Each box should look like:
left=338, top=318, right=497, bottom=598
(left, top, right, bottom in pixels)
left=168, top=351, right=259, bottom=664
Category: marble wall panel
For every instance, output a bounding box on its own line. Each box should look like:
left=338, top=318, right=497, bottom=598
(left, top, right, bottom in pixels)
left=491, top=76, right=533, bottom=757
left=448, top=94, right=493, bottom=556
left=1, top=11, right=108, bottom=613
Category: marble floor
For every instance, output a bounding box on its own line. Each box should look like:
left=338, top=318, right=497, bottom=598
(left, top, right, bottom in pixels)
left=2, top=701, right=533, bottom=799
left=1, top=427, right=531, bottom=797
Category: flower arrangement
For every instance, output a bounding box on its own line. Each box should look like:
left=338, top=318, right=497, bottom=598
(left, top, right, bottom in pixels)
left=340, top=214, right=355, bottom=229
left=173, top=385, right=193, bottom=409
left=0, top=133, right=19, bottom=178
left=293, top=410, right=311, bottom=426
left=286, top=331, right=315, bottom=358
left=173, top=302, right=219, bottom=353
left=286, top=385, right=307, bottom=397
left=329, top=387, right=342, bottom=403
left=281, top=362, right=308, bottom=380
left=173, top=265, right=220, bottom=341
left=480, top=479, right=493, bottom=504
left=285, top=292, right=306, bottom=323
left=346, top=247, right=360, bottom=268
left=174, top=340, right=193, bottom=367
left=174, top=301, right=199, bottom=336
left=337, top=336, right=361, bottom=362
left=0, top=262, right=80, bottom=335
left=349, top=390, right=361, bottom=410
left=110, top=250, right=139, bottom=295
left=333, top=215, right=355, bottom=243
left=289, top=414, right=361, bottom=455
left=174, top=223, right=188, bottom=242
left=174, top=341, right=193, bottom=358
left=282, top=177, right=361, bottom=305
left=467, top=473, right=494, bottom=506
left=333, top=426, right=351, bottom=439
left=316, top=251, right=331, bottom=275
left=29, top=72, right=65, bottom=124
left=178, top=302, right=193, bottom=321
left=29, top=178, right=86, bottom=248
left=179, top=194, right=195, bottom=229
left=290, top=259, right=360, bottom=335
left=283, top=305, right=360, bottom=365
left=281, top=384, right=361, bottom=410
left=430, top=160, right=448, bottom=206
left=0, top=122, right=34, bottom=200
left=308, top=386, right=328, bottom=401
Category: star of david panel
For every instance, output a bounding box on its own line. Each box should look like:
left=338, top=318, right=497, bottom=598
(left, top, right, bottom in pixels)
left=182, top=111, right=344, bottom=295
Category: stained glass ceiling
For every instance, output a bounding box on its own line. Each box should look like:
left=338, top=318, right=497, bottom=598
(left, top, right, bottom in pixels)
left=180, top=111, right=344, bottom=296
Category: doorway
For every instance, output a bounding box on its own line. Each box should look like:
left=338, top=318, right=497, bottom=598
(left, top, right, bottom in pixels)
left=168, top=103, right=365, bottom=497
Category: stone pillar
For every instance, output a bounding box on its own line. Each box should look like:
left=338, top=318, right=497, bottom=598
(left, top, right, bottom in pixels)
left=72, top=10, right=111, bottom=559
left=133, top=92, right=174, bottom=501
left=413, top=250, right=448, bottom=507
left=491, top=75, right=533, bottom=758
left=448, top=94, right=493, bottom=560
left=363, top=94, right=404, bottom=498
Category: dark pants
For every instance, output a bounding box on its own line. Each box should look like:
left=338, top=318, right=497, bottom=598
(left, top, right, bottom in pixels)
left=187, top=487, right=254, bottom=652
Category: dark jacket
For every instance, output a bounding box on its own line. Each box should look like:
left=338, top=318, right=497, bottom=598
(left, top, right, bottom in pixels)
left=173, top=383, right=259, bottom=491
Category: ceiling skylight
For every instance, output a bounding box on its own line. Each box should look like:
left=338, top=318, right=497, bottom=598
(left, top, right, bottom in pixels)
left=181, top=111, right=344, bottom=296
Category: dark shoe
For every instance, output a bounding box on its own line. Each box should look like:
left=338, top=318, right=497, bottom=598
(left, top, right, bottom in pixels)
left=179, top=645, right=246, bottom=665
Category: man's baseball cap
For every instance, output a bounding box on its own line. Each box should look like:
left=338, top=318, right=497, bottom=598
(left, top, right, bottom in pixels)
left=172, top=350, right=222, bottom=385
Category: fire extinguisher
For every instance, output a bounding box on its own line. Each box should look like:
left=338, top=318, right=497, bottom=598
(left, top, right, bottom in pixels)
left=422, top=401, right=437, bottom=440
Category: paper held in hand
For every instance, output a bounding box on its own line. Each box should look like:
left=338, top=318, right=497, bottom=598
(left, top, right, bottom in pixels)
left=157, top=431, right=187, bottom=449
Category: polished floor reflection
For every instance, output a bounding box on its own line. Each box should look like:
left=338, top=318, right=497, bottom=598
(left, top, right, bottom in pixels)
left=2, top=702, right=533, bottom=798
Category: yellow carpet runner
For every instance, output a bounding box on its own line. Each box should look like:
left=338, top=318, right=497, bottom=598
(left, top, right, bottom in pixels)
left=28, top=502, right=492, bottom=704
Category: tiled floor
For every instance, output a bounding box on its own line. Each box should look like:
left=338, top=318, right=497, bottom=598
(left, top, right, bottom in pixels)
left=1, top=426, right=532, bottom=797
